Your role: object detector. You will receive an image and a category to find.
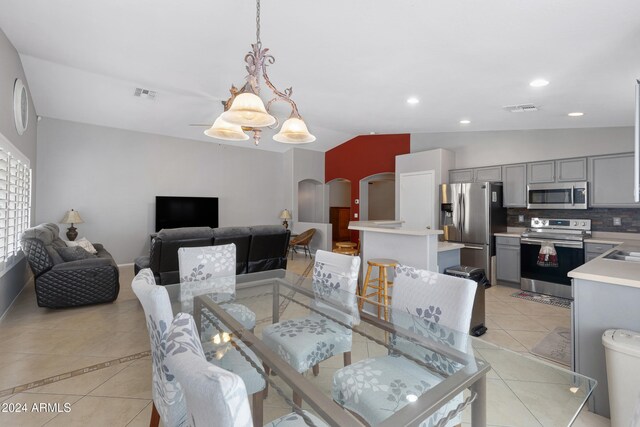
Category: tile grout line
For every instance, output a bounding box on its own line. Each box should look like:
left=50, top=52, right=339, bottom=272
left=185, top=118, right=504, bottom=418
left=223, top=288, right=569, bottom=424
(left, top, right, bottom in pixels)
left=125, top=401, right=152, bottom=427
left=0, top=351, right=151, bottom=399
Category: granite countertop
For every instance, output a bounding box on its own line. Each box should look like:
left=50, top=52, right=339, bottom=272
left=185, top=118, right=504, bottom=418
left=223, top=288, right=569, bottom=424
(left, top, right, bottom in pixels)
left=437, top=242, right=465, bottom=252
left=569, top=243, right=640, bottom=289
left=348, top=221, right=443, bottom=236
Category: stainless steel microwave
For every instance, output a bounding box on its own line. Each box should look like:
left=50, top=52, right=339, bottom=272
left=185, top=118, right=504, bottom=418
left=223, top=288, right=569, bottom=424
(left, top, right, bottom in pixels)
left=527, top=182, right=588, bottom=209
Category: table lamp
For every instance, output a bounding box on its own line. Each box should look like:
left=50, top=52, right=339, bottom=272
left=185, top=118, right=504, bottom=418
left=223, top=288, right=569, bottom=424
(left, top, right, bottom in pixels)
left=60, top=209, right=84, bottom=241
left=279, top=209, right=292, bottom=229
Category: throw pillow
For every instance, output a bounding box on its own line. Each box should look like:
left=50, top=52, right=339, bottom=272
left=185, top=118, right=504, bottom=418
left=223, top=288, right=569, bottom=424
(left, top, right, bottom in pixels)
left=56, top=246, right=96, bottom=262
left=66, top=237, right=97, bottom=254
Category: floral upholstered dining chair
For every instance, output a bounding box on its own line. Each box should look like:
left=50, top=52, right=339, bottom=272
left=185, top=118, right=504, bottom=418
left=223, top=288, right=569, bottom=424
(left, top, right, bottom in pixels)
left=165, top=313, right=328, bottom=427
left=133, top=268, right=266, bottom=426
left=261, top=250, right=360, bottom=405
left=331, top=265, right=477, bottom=427
left=178, top=244, right=256, bottom=331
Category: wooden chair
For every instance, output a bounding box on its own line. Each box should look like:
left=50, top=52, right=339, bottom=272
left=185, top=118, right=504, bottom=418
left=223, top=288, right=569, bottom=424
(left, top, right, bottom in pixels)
left=289, top=228, right=316, bottom=259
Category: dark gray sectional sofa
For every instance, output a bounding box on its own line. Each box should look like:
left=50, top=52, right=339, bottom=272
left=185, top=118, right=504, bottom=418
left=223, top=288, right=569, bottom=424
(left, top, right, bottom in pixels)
left=134, top=225, right=290, bottom=286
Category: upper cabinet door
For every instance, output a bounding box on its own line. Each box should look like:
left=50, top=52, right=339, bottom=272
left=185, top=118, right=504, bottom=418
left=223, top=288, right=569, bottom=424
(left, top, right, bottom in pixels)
left=528, top=161, right=556, bottom=183
left=474, top=166, right=502, bottom=182
left=502, top=164, right=527, bottom=207
left=556, top=158, right=587, bottom=182
left=589, top=153, right=639, bottom=207
left=449, top=169, right=474, bottom=183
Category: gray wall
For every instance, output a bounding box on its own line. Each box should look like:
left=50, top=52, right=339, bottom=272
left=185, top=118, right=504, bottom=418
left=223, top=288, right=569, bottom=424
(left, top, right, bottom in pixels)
left=368, top=180, right=395, bottom=220
left=0, top=27, right=38, bottom=319
left=36, top=118, right=286, bottom=264
left=411, top=127, right=634, bottom=169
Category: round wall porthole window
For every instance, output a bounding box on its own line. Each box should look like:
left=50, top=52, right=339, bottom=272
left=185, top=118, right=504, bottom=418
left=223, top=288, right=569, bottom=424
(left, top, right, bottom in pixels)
left=13, top=78, right=29, bottom=135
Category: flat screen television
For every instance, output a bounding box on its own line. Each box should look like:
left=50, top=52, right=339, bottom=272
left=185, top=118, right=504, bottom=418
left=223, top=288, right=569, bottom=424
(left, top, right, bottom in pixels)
left=155, top=196, right=219, bottom=232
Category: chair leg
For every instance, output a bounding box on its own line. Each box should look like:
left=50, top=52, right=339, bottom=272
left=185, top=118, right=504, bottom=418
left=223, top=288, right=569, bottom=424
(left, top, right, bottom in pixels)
left=263, top=363, right=270, bottom=398
left=382, top=267, right=389, bottom=321
left=359, top=265, right=373, bottom=310
left=252, top=390, right=264, bottom=427
left=149, top=402, right=160, bottom=427
left=293, top=392, right=302, bottom=409
left=312, top=364, right=319, bottom=376
left=343, top=351, right=351, bottom=366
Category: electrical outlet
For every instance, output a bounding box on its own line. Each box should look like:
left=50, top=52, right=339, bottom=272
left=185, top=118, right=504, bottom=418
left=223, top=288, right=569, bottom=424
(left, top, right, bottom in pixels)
left=354, top=213, right=358, bottom=219
left=613, top=217, right=622, bottom=226
left=518, top=215, right=525, bottom=223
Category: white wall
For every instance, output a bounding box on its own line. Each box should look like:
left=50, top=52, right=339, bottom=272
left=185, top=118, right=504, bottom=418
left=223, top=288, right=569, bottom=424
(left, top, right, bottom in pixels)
left=395, top=148, right=454, bottom=225
left=0, top=27, right=38, bottom=318
left=329, top=180, right=350, bottom=207
left=36, top=118, right=287, bottom=264
left=411, top=127, right=633, bottom=169
left=368, top=180, right=395, bottom=220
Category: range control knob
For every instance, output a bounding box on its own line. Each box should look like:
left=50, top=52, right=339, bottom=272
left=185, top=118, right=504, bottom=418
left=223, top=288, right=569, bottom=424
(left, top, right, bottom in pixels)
left=573, top=221, right=577, bottom=226
left=581, top=222, right=586, bottom=226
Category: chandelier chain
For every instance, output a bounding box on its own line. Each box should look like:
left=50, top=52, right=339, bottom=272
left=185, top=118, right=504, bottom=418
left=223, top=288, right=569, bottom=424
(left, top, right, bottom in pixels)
left=256, top=0, right=261, bottom=45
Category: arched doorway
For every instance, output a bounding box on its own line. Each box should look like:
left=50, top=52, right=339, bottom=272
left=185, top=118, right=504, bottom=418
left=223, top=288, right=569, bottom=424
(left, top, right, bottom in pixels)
left=359, top=172, right=395, bottom=221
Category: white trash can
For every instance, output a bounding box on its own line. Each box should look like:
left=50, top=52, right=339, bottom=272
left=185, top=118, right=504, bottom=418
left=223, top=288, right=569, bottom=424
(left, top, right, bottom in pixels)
left=603, top=329, right=640, bottom=427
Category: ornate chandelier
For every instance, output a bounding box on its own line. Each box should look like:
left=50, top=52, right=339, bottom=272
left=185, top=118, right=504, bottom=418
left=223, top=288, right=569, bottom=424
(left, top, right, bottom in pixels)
left=205, top=0, right=315, bottom=145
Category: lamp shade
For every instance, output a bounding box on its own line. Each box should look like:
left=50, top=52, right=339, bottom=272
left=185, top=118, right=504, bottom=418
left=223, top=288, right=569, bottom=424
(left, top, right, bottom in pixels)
left=273, top=117, right=316, bottom=143
left=221, top=93, right=276, bottom=127
left=279, top=209, right=292, bottom=220
left=204, top=117, right=250, bottom=141
left=60, top=209, right=84, bottom=224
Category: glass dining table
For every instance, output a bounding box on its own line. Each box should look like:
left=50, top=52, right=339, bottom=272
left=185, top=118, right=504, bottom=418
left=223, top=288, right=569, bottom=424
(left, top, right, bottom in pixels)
left=163, top=269, right=595, bottom=427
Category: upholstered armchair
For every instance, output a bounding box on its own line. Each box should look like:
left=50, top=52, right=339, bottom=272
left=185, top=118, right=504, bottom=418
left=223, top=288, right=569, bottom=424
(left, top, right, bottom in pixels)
left=20, top=223, right=119, bottom=308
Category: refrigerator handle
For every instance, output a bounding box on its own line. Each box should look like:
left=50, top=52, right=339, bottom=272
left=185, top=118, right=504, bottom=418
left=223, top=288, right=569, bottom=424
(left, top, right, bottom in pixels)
left=463, top=244, right=485, bottom=250
left=461, top=192, right=465, bottom=231
left=457, top=192, right=463, bottom=230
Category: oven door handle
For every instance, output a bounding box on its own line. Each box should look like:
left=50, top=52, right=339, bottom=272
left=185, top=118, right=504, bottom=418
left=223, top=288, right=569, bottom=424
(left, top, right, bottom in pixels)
left=521, top=238, right=583, bottom=249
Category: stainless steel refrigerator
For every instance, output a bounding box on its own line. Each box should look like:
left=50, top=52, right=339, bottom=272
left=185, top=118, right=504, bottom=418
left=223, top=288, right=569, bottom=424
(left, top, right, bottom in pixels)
left=439, top=182, right=507, bottom=280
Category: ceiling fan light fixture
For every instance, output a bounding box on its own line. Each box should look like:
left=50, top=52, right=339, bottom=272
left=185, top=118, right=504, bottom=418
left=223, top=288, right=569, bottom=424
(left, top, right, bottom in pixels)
left=204, top=116, right=250, bottom=141
left=221, top=92, right=276, bottom=127
left=273, top=117, right=316, bottom=143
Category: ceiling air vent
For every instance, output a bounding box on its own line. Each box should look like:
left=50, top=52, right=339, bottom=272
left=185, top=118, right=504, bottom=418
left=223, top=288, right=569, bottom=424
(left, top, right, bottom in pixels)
left=502, top=103, right=538, bottom=113
left=134, top=88, right=157, bottom=100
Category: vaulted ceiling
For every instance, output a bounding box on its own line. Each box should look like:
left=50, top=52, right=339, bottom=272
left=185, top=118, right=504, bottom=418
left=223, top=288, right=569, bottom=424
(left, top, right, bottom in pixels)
left=1, top=0, right=639, bottom=152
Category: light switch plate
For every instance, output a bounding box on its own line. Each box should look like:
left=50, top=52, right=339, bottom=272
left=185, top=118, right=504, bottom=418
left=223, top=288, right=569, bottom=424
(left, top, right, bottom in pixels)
left=354, top=213, right=358, bottom=218
left=613, top=217, right=622, bottom=226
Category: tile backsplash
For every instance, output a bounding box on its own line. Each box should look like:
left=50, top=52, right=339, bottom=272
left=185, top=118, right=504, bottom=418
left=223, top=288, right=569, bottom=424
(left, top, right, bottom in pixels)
left=507, top=208, right=640, bottom=233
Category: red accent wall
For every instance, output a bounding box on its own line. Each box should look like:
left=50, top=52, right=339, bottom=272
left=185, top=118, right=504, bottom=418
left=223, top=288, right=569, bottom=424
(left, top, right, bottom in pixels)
left=325, top=134, right=411, bottom=240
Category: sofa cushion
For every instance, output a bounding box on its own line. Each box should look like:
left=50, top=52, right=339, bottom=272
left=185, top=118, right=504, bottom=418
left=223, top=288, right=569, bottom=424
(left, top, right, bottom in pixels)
left=212, top=227, right=252, bottom=275
left=157, top=227, right=214, bottom=241
left=247, top=226, right=290, bottom=273
left=56, top=246, right=97, bottom=262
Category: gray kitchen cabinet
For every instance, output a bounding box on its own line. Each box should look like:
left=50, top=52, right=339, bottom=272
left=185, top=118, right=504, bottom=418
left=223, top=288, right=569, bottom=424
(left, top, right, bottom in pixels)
left=449, top=169, right=474, bottom=183
left=556, top=158, right=587, bottom=182
left=502, top=164, right=527, bottom=207
left=474, top=166, right=502, bottom=182
left=584, top=242, right=616, bottom=263
left=496, top=236, right=520, bottom=284
left=528, top=161, right=555, bottom=183
left=588, top=153, right=638, bottom=207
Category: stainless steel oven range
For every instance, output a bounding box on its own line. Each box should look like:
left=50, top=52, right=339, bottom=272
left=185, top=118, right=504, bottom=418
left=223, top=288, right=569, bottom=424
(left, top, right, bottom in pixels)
left=520, top=217, right=591, bottom=299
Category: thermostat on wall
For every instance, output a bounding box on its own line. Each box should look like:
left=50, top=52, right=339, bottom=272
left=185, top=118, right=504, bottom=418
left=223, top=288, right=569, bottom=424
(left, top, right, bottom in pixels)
left=354, top=199, right=359, bottom=205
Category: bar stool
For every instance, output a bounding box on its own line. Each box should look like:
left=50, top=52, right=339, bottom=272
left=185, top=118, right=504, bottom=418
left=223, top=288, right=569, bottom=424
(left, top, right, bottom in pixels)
left=333, top=241, right=360, bottom=256
left=359, top=258, right=398, bottom=320
left=336, top=242, right=357, bottom=249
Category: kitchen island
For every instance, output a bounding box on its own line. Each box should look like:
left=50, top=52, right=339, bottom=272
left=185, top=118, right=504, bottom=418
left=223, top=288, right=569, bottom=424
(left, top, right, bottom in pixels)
left=569, top=243, right=640, bottom=418
left=349, top=220, right=443, bottom=273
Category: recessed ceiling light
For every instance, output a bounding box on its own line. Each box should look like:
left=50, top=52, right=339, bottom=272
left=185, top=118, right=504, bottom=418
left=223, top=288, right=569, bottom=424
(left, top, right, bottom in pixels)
left=568, top=112, right=584, bottom=117
left=530, top=79, right=549, bottom=87
left=459, top=120, right=471, bottom=124
left=406, top=97, right=420, bottom=105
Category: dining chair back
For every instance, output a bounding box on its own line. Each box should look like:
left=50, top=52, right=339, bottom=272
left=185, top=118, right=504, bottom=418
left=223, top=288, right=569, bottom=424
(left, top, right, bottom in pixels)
left=164, top=313, right=253, bottom=427
left=177, top=244, right=256, bottom=331
left=132, top=268, right=187, bottom=427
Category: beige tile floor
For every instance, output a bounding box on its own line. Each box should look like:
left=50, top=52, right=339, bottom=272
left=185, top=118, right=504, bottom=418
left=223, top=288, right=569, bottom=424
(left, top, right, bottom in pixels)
left=0, top=253, right=609, bottom=426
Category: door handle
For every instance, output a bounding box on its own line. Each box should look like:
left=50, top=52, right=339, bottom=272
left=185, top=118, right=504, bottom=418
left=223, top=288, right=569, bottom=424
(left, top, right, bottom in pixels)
left=464, top=244, right=484, bottom=250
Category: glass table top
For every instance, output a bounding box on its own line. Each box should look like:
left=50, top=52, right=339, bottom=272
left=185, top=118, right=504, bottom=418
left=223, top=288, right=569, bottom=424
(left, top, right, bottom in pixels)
left=163, top=269, right=595, bottom=427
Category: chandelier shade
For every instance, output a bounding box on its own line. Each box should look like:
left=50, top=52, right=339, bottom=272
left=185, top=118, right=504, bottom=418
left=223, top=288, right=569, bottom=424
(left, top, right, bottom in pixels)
left=204, top=117, right=250, bottom=141
left=221, top=93, right=276, bottom=128
left=273, top=117, right=316, bottom=143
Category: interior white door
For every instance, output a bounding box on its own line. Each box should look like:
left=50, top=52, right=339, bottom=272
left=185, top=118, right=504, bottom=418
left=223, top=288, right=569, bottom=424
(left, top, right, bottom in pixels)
left=399, top=170, right=435, bottom=229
